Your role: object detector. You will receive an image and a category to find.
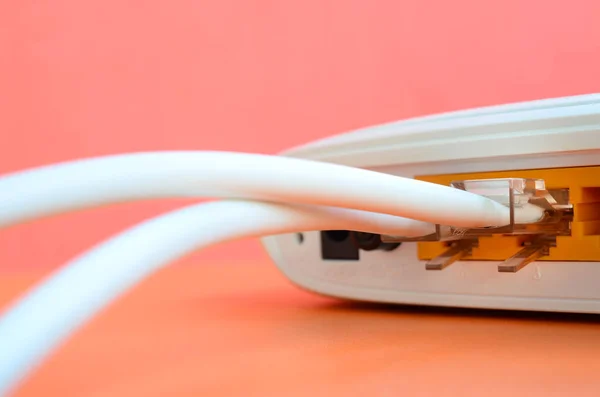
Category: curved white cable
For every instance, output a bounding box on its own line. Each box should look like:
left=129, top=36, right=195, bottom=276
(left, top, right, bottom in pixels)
left=0, top=200, right=434, bottom=396
left=0, top=151, right=512, bottom=229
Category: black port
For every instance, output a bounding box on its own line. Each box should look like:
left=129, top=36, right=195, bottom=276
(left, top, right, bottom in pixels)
left=350, top=232, right=401, bottom=252
left=321, top=230, right=359, bottom=260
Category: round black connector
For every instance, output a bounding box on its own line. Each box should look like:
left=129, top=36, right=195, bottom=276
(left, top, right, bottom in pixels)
left=350, top=232, right=401, bottom=252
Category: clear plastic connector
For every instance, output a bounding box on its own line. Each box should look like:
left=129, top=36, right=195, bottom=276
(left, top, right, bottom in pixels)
left=382, top=178, right=573, bottom=243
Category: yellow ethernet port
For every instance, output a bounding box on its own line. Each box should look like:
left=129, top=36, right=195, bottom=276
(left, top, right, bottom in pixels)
left=415, top=166, right=600, bottom=263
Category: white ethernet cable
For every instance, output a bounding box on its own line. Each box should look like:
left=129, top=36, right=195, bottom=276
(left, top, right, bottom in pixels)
left=0, top=150, right=546, bottom=396
left=0, top=151, right=516, bottom=229
left=0, top=200, right=434, bottom=396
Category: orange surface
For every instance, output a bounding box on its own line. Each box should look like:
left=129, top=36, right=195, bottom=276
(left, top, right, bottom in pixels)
left=2, top=1, right=600, bottom=271
left=3, top=261, right=600, bottom=396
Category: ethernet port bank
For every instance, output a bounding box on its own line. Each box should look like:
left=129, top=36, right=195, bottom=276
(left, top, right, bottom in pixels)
left=262, top=94, right=600, bottom=313
left=412, top=167, right=600, bottom=267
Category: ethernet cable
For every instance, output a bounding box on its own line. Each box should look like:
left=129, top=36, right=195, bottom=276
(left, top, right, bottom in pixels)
left=0, top=200, right=435, bottom=396
left=0, top=151, right=517, bottom=229
left=0, top=150, right=545, bottom=396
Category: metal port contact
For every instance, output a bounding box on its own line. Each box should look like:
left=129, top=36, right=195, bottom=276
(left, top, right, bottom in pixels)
left=382, top=178, right=573, bottom=273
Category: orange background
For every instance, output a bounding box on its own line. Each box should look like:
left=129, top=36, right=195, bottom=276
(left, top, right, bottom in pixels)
left=7, top=263, right=600, bottom=397
left=1, top=0, right=600, bottom=270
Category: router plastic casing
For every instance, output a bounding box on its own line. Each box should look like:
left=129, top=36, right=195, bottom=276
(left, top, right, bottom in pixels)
left=261, top=94, right=600, bottom=313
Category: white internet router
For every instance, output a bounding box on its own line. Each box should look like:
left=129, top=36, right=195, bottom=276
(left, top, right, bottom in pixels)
left=262, top=94, right=600, bottom=313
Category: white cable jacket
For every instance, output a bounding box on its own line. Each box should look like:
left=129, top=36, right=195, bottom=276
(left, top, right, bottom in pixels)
left=0, top=200, right=434, bottom=396
left=0, top=151, right=511, bottom=229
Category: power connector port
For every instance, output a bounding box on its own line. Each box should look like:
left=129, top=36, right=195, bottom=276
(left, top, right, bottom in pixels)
left=320, top=231, right=359, bottom=260
left=320, top=231, right=400, bottom=260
